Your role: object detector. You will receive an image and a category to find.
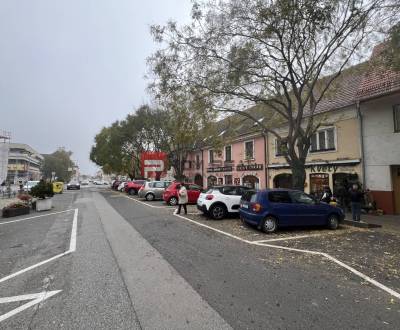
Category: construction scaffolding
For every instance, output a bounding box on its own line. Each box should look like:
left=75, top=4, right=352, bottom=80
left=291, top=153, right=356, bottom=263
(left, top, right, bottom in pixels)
left=0, top=130, right=11, bottom=185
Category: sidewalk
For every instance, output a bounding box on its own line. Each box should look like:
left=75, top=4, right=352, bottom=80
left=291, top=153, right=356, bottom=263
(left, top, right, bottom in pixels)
left=346, top=212, right=400, bottom=233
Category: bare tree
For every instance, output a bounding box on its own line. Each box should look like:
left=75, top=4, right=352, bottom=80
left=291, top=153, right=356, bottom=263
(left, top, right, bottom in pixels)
left=149, top=0, right=399, bottom=190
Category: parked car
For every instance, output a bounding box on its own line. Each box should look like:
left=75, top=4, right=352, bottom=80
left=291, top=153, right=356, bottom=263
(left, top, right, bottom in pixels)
left=163, top=182, right=202, bottom=206
left=117, top=182, right=127, bottom=192
left=67, top=181, right=80, bottom=190
left=23, top=180, right=40, bottom=192
left=111, top=180, right=121, bottom=190
left=138, top=181, right=173, bottom=201
left=239, top=189, right=345, bottom=233
left=125, top=180, right=147, bottom=195
left=197, top=185, right=251, bottom=220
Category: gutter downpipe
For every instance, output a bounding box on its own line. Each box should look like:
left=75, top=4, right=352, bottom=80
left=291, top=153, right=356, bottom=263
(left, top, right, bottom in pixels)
left=263, top=131, right=269, bottom=188
left=201, top=149, right=204, bottom=187
left=357, top=101, right=366, bottom=187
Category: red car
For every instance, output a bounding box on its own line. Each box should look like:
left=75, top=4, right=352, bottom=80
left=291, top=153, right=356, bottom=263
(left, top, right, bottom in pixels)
left=162, top=182, right=202, bottom=206
left=124, top=180, right=147, bottom=195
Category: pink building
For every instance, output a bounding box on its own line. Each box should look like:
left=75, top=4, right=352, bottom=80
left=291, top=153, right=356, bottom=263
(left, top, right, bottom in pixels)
left=183, top=131, right=268, bottom=189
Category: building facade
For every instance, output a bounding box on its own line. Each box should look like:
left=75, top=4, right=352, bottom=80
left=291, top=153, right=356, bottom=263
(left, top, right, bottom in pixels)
left=6, top=143, right=43, bottom=183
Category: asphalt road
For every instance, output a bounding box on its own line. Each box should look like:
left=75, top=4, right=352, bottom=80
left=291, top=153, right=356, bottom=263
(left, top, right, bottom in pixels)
left=0, top=187, right=399, bottom=329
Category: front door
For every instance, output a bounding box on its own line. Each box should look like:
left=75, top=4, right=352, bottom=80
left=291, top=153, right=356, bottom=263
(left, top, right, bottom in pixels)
left=392, top=166, right=400, bottom=214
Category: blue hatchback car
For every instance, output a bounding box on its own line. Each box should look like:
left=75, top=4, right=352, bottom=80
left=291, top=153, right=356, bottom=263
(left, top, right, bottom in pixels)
left=239, top=189, right=345, bottom=233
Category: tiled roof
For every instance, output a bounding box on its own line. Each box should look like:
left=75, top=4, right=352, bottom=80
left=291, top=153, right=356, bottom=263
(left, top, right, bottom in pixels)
left=356, top=69, right=400, bottom=100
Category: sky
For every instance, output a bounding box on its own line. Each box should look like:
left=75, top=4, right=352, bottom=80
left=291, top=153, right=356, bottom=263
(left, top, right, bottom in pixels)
left=0, top=0, right=192, bottom=174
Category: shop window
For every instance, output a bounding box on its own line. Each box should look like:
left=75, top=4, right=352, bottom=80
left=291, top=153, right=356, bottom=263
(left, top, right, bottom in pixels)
left=209, top=150, right=214, bottom=163
left=394, top=105, right=400, bottom=132
left=225, top=146, right=232, bottom=162
left=273, top=173, right=292, bottom=188
left=244, top=140, right=254, bottom=160
left=218, top=177, right=223, bottom=185
left=207, top=175, right=217, bottom=187
left=242, top=175, right=259, bottom=189
left=310, top=128, right=335, bottom=152
left=309, top=173, right=329, bottom=199
left=225, top=174, right=233, bottom=185
left=275, top=139, right=288, bottom=157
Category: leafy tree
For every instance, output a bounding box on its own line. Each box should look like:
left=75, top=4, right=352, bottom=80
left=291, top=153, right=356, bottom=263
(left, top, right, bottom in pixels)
left=149, top=0, right=399, bottom=190
left=42, top=148, right=74, bottom=182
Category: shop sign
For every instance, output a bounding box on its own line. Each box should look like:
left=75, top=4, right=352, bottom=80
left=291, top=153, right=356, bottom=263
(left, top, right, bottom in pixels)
left=7, top=164, right=25, bottom=171
left=207, top=166, right=233, bottom=173
left=236, top=163, right=263, bottom=171
left=308, top=164, right=339, bottom=173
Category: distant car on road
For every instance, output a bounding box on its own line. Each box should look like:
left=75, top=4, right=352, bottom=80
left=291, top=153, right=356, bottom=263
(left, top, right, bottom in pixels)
left=239, top=189, right=345, bottom=233
left=138, top=181, right=172, bottom=201
left=81, top=180, right=89, bottom=186
left=125, top=180, right=146, bottom=195
left=67, top=181, right=80, bottom=190
left=163, top=182, right=202, bottom=206
left=23, top=180, right=40, bottom=192
left=197, top=185, right=251, bottom=220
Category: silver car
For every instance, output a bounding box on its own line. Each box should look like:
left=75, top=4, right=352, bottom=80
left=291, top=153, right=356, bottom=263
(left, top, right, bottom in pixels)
left=138, top=181, right=172, bottom=201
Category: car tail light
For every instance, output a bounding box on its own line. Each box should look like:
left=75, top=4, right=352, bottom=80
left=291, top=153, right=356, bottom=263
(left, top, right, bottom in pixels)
left=251, top=203, right=262, bottom=213
left=206, top=194, right=214, bottom=200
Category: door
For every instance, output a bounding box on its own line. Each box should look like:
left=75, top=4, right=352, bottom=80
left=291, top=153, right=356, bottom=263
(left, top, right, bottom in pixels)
left=153, top=181, right=165, bottom=199
left=393, top=166, right=400, bottom=214
left=289, top=191, right=327, bottom=225
left=187, top=184, right=202, bottom=203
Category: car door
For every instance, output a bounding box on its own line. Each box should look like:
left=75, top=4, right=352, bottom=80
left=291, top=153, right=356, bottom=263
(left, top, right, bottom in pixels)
left=152, top=182, right=164, bottom=199
left=267, top=191, right=293, bottom=226
left=187, top=184, right=201, bottom=203
left=220, top=186, right=239, bottom=212
left=289, top=191, right=326, bottom=225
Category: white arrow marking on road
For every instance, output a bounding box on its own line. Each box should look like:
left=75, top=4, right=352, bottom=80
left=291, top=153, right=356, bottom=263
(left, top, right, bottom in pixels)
left=0, top=290, right=61, bottom=323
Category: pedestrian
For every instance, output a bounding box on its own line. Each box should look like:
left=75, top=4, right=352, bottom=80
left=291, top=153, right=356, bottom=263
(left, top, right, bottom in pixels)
left=176, top=183, right=188, bottom=215
left=321, top=186, right=332, bottom=204
left=349, top=184, right=364, bottom=221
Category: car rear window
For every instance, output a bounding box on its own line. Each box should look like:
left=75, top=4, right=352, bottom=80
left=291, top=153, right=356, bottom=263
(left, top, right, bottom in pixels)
left=241, top=190, right=257, bottom=202
left=268, top=191, right=291, bottom=203
left=221, top=186, right=238, bottom=195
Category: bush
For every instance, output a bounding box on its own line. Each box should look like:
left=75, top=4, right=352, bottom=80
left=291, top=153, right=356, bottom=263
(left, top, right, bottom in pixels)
left=3, top=202, right=27, bottom=210
left=30, top=181, right=54, bottom=199
left=17, top=193, right=32, bottom=202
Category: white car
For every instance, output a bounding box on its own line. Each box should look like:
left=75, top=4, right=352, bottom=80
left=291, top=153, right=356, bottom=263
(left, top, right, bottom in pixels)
left=197, top=185, right=252, bottom=220
left=23, top=180, right=40, bottom=192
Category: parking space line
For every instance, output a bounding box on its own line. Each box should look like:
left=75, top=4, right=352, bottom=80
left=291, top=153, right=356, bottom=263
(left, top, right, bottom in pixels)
left=252, top=234, right=321, bottom=243
left=172, top=212, right=400, bottom=300
left=0, top=208, right=79, bottom=284
left=124, top=195, right=175, bottom=209
left=0, top=209, right=75, bottom=226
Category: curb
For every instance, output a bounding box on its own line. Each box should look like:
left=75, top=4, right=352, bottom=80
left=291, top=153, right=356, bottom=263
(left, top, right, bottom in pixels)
left=343, top=219, right=382, bottom=228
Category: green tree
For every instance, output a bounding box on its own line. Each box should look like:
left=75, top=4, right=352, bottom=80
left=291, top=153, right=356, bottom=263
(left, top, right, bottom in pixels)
left=42, top=148, right=74, bottom=182
left=149, top=0, right=399, bottom=190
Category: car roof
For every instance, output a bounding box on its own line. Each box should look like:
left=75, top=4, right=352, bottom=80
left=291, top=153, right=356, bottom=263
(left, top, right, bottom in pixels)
left=210, top=185, right=249, bottom=189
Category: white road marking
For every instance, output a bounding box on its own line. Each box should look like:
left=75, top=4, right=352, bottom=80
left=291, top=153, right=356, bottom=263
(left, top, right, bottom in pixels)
left=69, top=208, right=78, bottom=252
left=0, top=209, right=75, bottom=225
left=0, top=290, right=62, bottom=323
left=252, top=234, right=321, bottom=243
left=124, top=195, right=174, bottom=209
left=0, top=208, right=78, bottom=284
left=173, top=213, right=400, bottom=300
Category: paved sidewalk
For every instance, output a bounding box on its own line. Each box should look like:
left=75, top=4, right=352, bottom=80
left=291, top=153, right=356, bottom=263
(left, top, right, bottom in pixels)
left=346, top=212, right=400, bottom=233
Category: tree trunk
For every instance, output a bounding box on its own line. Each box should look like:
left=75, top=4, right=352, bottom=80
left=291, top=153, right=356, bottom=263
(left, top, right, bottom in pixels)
left=290, top=159, right=306, bottom=191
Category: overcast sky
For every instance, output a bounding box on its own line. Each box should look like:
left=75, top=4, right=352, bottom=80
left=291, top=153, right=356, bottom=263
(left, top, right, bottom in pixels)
left=0, top=0, right=192, bottom=174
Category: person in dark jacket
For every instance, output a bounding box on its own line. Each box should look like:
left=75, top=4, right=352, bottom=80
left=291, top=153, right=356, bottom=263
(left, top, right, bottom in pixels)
left=321, top=186, right=333, bottom=204
left=349, top=184, right=364, bottom=221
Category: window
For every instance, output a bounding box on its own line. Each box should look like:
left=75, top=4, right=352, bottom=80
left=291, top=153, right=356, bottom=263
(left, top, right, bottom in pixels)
left=224, top=174, right=233, bottom=185
left=310, top=128, right=335, bottom=152
left=154, top=182, right=165, bottom=188
left=222, top=186, right=238, bottom=195
left=225, top=146, right=232, bottom=162
left=275, top=139, right=288, bottom=157
left=209, top=150, right=214, bottom=163
left=244, top=140, right=254, bottom=159
left=289, top=191, right=315, bottom=205
left=268, top=191, right=291, bottom=203
left=196, top=155, right=200, bottom=169
left=394, top=105, right=400, bottom=132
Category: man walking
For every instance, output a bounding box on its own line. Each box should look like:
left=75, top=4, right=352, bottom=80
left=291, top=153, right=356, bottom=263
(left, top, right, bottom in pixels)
left=176, top=183, right=188, bottom=215
left=349, top=184, right=364, bottom=222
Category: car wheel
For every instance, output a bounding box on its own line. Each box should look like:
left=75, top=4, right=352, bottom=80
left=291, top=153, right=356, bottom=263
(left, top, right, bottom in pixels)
left=262, top=216, right=277, bottom=233
left=145, top=193, right=155, bottom=201
left=168, top=197, right=178, bottom=206
left=328, top=214, right=339, bottom=230
left=209, top=204, right=226, bottom=220
left=128, top=189, right=136, bottom=195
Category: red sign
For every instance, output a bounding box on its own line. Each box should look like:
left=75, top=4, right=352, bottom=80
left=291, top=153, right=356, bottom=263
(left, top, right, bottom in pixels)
left=140, top=152, right=168, bottom=179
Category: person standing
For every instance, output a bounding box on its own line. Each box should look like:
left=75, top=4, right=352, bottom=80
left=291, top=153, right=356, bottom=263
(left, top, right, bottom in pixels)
left=321, top=186, right=332, bottom=204
left=349, top=184, right=364, bottom=221
left=177, top=184, right=188, bottom=215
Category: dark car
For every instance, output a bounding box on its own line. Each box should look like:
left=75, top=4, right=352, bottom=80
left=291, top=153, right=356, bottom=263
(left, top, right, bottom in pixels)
left=111, top=180, right=121, bottom=190
left=67, top=181, right=80, bottom=190
left=239, top=189, right=344, bottom=233
left=162, top=182, right=202, bottom=206
left=124, top=180, right=146, bottom=195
